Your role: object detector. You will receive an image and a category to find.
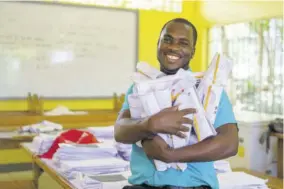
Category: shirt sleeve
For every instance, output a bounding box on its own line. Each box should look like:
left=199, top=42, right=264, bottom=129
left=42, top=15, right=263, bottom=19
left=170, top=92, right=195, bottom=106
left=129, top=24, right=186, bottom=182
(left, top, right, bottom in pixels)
left=120, top=85, right=134, bottom=112
left=213, top=90, right=237, bottom=129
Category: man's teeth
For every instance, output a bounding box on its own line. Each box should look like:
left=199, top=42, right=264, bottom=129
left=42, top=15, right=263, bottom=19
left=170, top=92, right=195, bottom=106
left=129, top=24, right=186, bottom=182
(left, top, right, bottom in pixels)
left=167, top=55, right=179, bottom=60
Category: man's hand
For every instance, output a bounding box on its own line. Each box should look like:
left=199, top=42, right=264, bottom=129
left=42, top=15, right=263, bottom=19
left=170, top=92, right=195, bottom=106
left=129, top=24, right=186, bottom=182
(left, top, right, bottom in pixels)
left=147, top=106, right=195, bottom=138
left=114, top=106, right=195, bottom=144
left=142, top=136, right=173, bottom=163
left=169, top=124, right=239, bottom=163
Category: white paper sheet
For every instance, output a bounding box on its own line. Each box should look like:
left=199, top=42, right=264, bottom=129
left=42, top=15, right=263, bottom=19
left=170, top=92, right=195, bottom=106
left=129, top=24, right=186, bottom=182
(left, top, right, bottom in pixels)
left=217, top=172, right=269, bottom=189
left=87, top=126, right=114, bottom=138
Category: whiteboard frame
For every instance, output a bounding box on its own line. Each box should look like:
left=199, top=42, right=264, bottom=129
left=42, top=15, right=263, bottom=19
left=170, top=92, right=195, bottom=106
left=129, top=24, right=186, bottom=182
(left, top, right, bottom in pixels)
left=0, top=1, right=139, bottom=100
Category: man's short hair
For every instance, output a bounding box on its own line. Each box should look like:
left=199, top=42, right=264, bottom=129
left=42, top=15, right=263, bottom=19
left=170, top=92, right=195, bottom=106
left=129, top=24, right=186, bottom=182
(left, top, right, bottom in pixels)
left=160, top=18, right=198, bottom=46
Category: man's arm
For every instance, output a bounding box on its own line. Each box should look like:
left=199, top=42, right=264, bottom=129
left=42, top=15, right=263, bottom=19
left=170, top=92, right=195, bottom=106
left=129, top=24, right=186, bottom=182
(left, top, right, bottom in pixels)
left=114, top=85, right=155, bottom=144
left=142, top=124, right=238, bottom=163
left=170, top=91, right=239, bottom=162
left=114, top=110, right=154, bottom=144
left=114, top=107, right=194, bottom=144
left=168, top=123, right=238, bottom=162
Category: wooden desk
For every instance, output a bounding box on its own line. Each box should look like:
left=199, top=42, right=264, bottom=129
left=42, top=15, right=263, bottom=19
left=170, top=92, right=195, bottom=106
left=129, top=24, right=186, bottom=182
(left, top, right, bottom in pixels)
left=0, top=117, right=115, bottom=150
left=270, top=132, right=283, bottom=178
left=0, top=131, right=35, bottom=149
left=21, top=142, right=283, bottom=189
left=21, top=143, right=74, bottom=189
left=233, top=168, right=283, bottom=189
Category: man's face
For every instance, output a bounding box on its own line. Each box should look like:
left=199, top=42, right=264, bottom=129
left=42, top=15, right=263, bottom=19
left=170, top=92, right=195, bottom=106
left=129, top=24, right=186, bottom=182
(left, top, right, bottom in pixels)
left=157, top=22, right=195, bottom=74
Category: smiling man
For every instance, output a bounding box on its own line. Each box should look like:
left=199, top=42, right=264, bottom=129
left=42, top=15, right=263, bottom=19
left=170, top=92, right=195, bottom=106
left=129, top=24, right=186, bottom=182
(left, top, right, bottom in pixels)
left=158, top=18, right=196, bottom=75
left=115, top=18, right=239, bottom=189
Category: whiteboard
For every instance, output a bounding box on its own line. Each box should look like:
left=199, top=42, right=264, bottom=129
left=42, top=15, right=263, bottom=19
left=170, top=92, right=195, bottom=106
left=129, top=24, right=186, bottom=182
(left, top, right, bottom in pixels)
left=0, top=2, right=138, bottom=99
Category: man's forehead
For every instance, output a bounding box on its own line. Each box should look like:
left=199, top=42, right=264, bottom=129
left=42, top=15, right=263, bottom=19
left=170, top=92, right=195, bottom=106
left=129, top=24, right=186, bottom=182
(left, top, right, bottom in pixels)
left=161, top=22, right=193, bottom=39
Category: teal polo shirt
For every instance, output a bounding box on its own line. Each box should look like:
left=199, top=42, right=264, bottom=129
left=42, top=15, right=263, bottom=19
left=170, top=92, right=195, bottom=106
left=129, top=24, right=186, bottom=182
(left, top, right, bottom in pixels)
left=120, top=80, right=237, bottom=189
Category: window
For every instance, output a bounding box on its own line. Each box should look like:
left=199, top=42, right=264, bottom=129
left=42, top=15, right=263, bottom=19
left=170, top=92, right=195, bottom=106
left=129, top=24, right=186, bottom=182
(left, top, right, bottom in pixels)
left=208, top=18, right=283, bottom=115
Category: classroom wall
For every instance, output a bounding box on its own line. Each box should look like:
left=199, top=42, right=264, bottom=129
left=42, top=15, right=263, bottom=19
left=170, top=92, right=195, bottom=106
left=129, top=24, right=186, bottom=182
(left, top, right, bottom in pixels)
left=1, top=1, right=282, bottom=111
left=0, top=1, right=204, bottom=166
left=0, top=1, right=204, bottom=111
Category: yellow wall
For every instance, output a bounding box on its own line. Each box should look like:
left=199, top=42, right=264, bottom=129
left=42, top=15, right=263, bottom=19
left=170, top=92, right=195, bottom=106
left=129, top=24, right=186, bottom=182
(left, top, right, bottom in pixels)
left=0, top=99, right=115, bottom=111
left=0, top=1, right=205, bottom=111
left=138, top=1, right=203, bottom=71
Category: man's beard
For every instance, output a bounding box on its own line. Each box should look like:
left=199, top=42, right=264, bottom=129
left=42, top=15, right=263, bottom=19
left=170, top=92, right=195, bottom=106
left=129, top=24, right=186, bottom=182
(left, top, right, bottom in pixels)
left=159, top=62, right=189, bottom=75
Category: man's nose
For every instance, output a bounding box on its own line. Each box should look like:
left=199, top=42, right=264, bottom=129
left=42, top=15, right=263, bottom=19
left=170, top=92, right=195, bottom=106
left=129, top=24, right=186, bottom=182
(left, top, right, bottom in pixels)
left=167, top=41, right=181, bottom=51
left=168, top=40, right=180, bottom=51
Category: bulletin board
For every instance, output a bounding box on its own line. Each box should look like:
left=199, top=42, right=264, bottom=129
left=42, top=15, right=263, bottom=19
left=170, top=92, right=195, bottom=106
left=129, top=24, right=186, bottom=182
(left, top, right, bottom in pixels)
left=0, top=1, right=138, bottom=99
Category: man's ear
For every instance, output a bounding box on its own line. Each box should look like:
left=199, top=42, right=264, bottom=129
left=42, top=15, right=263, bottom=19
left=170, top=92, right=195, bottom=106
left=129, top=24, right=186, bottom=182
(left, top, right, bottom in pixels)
left=190, top=47, right=196, bottom=60
left=157, top=38, right=161, bottom=47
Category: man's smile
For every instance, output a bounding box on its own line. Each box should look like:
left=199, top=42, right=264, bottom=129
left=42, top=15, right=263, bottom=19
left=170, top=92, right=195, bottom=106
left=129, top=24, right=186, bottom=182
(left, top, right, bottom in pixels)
left=164, top=52, right=182, bottom=63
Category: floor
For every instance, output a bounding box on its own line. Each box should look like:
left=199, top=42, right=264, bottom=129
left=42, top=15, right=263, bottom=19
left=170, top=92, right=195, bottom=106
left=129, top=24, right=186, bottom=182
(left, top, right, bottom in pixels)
left=0, top=171, right=33, bottom=189
left=0, top=146, right=64, bottom=189
left=0, top=171, right=63, bottom=189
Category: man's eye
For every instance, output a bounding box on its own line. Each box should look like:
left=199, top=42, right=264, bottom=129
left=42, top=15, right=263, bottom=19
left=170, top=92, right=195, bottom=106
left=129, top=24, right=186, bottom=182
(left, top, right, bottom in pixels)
left=163, top=37, right=172, bottom=43
left=180, top=41, right=189, bottom=46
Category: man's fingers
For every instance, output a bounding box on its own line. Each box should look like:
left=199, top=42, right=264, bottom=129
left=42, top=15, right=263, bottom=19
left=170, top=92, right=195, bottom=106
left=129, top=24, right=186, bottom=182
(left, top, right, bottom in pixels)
left=180, top=108, right=196, bottom=115
left=178, top=125, right=190, bottom=132
left=180, top=117, right=193, bottom=125
left=164, top=105, right=179, bottom=112
left=175, top=131, right=186, bottom=138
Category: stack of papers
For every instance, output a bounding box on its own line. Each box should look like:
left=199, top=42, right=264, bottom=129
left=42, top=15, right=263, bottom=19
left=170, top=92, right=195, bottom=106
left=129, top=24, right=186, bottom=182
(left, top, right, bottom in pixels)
left=71, top=172, right=102, bottom=189
left=197, top=53, right=233, bottom=126
left=214, top=160, right=232, bottom=173
left=44, top=105, right=88, bottom=116
left=77, top=177, right=102, bottom=189
left=218, top=172, right=269, bottom=189
left=115, top=142, right=132, bottom=161
left=19, top=120, right=63, bottom=134
left=129, top=62, right=217, bottom=171
left=53, top=142, right=118, bottom=162
left=58, top=158, right=129, bottom=179
left=86, top=126, right=132, bottom=161
left=31, top=133, right=58, bottom=155
left=71, top=171, right=130, bottom=189
left=87, top=126, right=114, bottom=139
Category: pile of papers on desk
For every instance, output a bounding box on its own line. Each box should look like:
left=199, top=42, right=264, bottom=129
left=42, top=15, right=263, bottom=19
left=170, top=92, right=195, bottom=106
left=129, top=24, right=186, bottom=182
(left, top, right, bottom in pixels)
left=44, top=105, right=88, bottom=116
left=87, top=126, right=132, bottom=161
left=218, top=172, right=269, bottom=189
left=73, top=174, right=102, bottom=189
left=87, top=126, right=114, bottom=139
left=58, top=157, right=129, bottom=179
left=53, top=142, right=118, bottom=162
left=31, top=133, right=59, bottom=155
left=19, top=120, right=63, bottom=134
left=214, top=160, right=232, bottom=173
left=72, top=171, right=130, bottom=189
left=115, top=142, right=132, bottom=161
left=52, top=140, right=130, bottom=179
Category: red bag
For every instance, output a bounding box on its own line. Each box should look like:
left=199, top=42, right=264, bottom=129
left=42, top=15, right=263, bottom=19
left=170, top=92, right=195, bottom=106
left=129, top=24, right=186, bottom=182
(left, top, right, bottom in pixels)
left=40, top=129, right=99, bottom=159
